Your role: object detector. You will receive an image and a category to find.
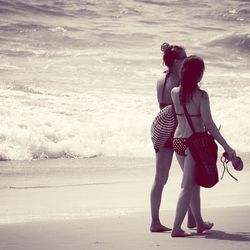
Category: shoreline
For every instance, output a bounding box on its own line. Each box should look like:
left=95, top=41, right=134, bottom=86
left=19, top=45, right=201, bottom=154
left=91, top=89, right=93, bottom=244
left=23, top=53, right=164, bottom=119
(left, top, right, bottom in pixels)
left=0, top=155, right=249, bottom=225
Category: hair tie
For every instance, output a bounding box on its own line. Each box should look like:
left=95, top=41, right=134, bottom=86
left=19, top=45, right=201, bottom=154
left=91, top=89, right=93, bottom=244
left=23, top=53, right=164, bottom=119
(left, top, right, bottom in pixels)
left=161, top=42, right=171, bottom=53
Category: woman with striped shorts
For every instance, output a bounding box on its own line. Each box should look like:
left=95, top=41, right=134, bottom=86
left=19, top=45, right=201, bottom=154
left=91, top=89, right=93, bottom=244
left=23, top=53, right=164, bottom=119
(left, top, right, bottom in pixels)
left=150, top=42, right=190, bottom=232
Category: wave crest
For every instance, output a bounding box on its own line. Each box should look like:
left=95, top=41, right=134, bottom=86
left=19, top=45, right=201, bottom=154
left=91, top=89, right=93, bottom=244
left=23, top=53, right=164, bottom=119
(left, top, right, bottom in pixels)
left=208, top=33, right=250, bottom=53
left=0, top=0, right=99, bottom=18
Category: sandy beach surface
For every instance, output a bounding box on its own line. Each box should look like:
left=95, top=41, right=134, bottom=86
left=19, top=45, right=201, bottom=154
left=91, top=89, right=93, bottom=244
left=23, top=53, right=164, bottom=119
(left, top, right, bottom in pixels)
left=0, top=206, right=250, bottom=250
left=0, top=154, right=249, bottom=249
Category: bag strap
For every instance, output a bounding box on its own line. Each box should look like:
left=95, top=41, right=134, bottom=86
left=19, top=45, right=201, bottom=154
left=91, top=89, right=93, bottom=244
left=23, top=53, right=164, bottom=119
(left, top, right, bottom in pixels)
left=182, top=103, right=196, bottom=133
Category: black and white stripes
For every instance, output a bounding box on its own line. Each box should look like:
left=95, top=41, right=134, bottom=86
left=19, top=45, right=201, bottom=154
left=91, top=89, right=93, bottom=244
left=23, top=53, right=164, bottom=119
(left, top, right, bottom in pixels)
left=151, top=105, right=177, bottom=152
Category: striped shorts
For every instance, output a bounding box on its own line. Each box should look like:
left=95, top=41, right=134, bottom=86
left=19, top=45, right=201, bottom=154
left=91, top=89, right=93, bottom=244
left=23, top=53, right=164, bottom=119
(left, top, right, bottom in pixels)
left=151, top=105, right=177, bottom=153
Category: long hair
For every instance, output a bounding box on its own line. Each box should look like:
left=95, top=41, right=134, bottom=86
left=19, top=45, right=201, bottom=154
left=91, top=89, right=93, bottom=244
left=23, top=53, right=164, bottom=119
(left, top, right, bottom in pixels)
left=179, top=55, right=205, bottom=104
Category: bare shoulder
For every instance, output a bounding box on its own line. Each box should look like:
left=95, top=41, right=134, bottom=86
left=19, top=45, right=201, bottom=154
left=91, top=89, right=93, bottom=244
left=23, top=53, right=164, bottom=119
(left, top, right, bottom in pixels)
left=156, top=74, right=167, bottom=100
left=201, top=90, right=209, bottom=102
left=195, top=89, right=209, bottom=102
left=157, top=74, right=166, bottom=87
left=171, top=86, right=180, bottom=94
left=171, top=86, right=180, bottom=99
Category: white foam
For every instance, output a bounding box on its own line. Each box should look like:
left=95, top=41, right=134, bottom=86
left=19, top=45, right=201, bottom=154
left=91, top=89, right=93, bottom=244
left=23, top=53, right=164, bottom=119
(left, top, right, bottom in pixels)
left=0, top=77, right=249, bottom=160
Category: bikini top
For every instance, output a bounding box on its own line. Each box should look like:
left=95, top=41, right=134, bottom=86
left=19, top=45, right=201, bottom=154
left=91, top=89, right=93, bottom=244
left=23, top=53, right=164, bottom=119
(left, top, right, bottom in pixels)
left=159, top=73, right=201, bottom=117
left=159, top=72, right=171, bottom=109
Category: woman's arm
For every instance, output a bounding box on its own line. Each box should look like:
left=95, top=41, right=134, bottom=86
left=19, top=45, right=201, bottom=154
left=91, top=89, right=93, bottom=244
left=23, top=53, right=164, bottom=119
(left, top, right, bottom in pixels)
left=156, top=79, right=162, bottom=105
left=200, top=92, right=236, bottom=159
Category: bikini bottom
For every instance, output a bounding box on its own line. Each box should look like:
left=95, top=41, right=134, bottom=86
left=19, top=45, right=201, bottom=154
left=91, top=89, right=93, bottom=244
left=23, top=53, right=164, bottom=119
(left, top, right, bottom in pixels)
left=173, top=138, right=189, bottom=156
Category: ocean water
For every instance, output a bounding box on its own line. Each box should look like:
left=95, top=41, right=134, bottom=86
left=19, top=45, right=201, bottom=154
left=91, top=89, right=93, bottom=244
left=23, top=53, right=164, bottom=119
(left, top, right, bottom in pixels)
left=0, top=0, right=249, bottom=160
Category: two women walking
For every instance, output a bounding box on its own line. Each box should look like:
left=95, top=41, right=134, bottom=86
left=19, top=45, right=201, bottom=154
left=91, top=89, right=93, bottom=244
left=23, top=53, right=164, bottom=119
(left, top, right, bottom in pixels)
left=150, top=43, right=237, bottom=237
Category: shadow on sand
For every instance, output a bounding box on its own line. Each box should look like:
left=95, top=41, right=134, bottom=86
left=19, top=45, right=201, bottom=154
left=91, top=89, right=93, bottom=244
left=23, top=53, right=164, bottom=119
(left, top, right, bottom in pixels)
left=203, top=230, right=250, bottom=242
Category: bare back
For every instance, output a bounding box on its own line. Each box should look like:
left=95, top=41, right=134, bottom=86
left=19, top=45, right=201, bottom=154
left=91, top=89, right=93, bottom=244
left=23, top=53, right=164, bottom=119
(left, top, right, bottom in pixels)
left=157, top=73, right=179, bottom=108
left=171, top=86, right=207, bottom=138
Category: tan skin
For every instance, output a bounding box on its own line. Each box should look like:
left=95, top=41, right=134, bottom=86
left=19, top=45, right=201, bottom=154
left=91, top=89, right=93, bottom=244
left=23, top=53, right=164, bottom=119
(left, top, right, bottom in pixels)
left=150, top=75, right=179, bottom=232
left=150, top=49, right=190, bottom=232
left=171, top=79, right=236, bottom=236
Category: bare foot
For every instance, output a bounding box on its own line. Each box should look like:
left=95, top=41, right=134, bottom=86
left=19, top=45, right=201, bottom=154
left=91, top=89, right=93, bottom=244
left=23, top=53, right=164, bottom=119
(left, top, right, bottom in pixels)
left=197, top=221, right=214, bottom=234
left=187, top=222, right=196, bottom=229
left=150, top=224, right=172, bottom=233
left=171, top=228, right=193, bottom=237
left=187, top=211, right=196, bottom=229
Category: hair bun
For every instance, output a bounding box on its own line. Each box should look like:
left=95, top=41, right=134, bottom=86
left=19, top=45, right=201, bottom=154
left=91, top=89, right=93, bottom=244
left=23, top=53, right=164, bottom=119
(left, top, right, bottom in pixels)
left=161, top=42, right=171, bottom=52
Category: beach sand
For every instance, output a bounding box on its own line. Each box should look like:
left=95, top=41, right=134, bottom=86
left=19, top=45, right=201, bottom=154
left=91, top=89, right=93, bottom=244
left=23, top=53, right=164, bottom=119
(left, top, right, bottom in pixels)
left=0, top=154, right=249, bottom=249
left=0, top=206, right=250, bottom=250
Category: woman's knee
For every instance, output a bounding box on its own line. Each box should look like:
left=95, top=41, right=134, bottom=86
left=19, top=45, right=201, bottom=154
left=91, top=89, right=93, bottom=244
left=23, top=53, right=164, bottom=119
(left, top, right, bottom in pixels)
left=154, top=172, right=169, bottom=187
left=181, top=179, right=194, bottom=192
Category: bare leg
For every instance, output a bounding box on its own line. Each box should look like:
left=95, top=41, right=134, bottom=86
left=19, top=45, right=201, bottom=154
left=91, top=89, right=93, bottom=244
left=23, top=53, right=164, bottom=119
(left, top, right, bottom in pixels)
left=190, top=186, right=214, bottom=233
left=174, top=153, right=196, bottom=229
left=189, top=185, right=203, bottom=226
left=187, top=208, right=196, bottom=228
left=172, top=151, right=213, bottom=236
left=150, top=147, right=173, bottom=232
left=172, top=151, right=196, bottom=236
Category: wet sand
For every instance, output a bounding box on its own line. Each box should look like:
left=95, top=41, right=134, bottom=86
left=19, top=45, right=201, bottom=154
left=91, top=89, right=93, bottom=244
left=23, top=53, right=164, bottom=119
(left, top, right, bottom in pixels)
left=0, top=154, right=249, bottom=249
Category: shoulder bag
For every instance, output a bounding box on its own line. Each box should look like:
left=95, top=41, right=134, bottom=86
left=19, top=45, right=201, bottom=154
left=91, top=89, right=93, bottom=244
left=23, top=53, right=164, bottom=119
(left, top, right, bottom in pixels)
left=182, top=104, right=219, bottom=188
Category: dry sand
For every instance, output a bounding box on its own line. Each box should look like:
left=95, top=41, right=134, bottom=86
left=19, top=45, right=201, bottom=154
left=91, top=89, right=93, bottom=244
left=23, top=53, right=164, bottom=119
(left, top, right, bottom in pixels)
left=0, top=154, right=249, bottom=249
left=0, top=206, right=249, bottom=250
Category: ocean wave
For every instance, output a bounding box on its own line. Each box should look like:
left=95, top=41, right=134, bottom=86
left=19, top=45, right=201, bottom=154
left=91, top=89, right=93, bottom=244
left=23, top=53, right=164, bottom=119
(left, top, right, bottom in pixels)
left=0, top=49, right=36, bottom=57
left=0, top=132, right=150, bottom=161
left=0, top=119, right=150, bottom=161
left=0, top=22, right=90, bottom=54
left=220, top=4, right=250, bottom=22
left=0, top=89, right=154, bottom=161
left=0, top=0, right=99, bottom=18
left=134, top=0, right=209, bottom=8
left=207, top=33, right=250, bottom=53
left=238, top=8, right=250, bottom=16
left=0, top=22, right=49, bottom=33
left=8, top=84, right=47, bottom=95
left=0, top=85, right=249, bottom=161
left=134, top=0, right=169, bottom=6
left=0, top=0, right=19, bottom=14
left=4, top=83, right=70, bottom=97
left=0, top=22, right=80, bottom=34
left=0, top=0, right=72, bottom=17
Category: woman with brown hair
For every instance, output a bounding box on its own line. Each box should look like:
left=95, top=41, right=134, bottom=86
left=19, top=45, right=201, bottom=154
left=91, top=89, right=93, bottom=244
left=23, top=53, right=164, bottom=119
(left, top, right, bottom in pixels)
left=150, top=43, right=196, bottom=232
left=171, top=55, right=236, bottom=237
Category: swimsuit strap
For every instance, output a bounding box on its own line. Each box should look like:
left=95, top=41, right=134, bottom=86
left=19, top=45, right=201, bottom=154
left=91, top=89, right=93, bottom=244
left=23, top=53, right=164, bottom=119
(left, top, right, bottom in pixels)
left=182, top=104, right=196, bottom=133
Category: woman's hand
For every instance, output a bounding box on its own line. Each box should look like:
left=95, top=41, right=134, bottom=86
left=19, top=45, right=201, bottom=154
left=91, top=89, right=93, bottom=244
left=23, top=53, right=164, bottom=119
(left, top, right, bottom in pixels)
left=224, top=146, right=237, bottom=161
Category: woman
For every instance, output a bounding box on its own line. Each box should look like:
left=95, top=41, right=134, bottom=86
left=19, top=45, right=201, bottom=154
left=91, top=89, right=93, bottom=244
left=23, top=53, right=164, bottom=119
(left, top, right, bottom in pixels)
left=150, top=43, right=196, bottom=232
left=171, top=55, right=236, bottom=237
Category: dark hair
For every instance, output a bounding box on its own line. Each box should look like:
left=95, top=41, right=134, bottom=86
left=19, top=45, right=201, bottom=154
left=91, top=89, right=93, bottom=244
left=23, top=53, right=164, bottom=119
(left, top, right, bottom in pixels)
left=179, top=55, right=205, bottom=104
left=161, top=43, right=186, bottom=68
